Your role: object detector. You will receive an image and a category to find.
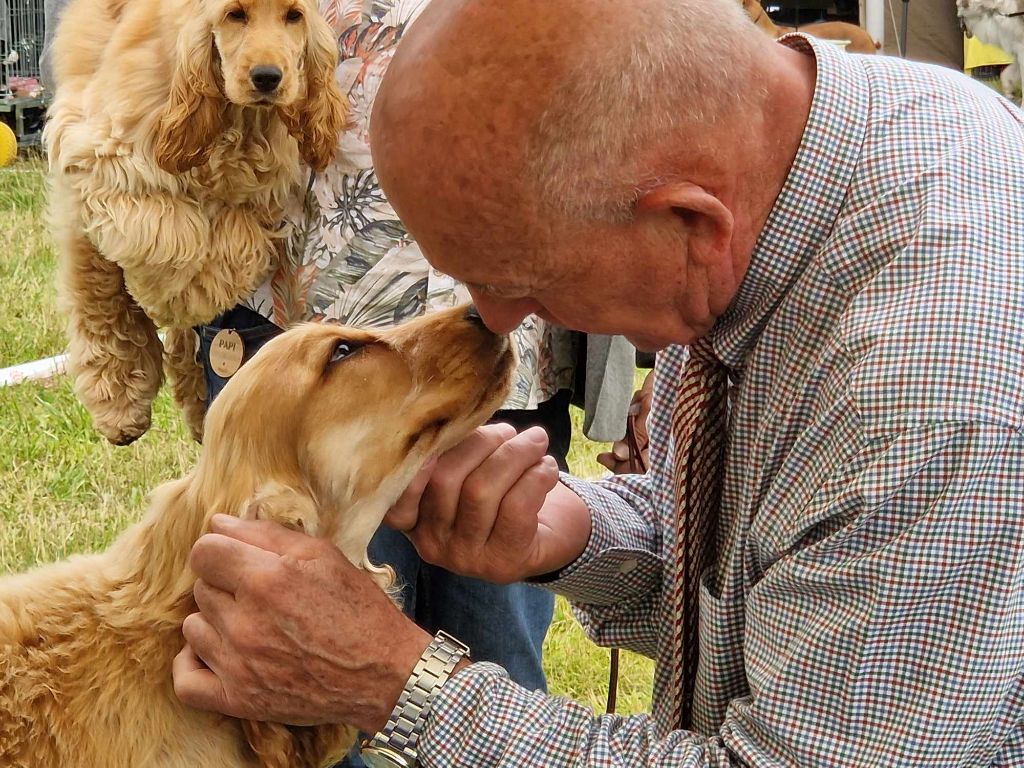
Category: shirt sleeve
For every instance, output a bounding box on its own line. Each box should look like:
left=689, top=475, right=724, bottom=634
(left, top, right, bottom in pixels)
left=420, top=422, right=1024, bottom=767
left=420, top=663, right=728, bottom=767
left=542, top=472, right=664, bottom=658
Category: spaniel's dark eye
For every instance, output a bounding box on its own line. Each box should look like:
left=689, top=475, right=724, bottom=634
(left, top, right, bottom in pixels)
left=227, top=7, right=246, bottom=21
left=285, top=8, right=302, bottom=21
left=329, top=340, right=360, bottom=364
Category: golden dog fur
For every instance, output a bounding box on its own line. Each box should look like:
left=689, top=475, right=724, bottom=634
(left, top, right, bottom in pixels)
left=0, top=306, right=515, bottom=768
left=740, top=0, right=881, bottom=53
left=44, top=0, right=348, bottom=447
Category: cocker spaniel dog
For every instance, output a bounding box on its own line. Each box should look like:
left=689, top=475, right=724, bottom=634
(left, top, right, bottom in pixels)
left=0, top=305, right=515, bottom=768
left=44, top=0, right=347, bottom=445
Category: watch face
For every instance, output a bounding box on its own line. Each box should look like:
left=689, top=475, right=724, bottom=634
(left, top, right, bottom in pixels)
left=361, top=745, right=414, bottom=768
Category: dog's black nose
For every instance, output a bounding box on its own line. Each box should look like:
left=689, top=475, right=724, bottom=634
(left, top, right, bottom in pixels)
left=250, top=65, right=283, bottom=93
left=465, top=305, right=486, bottom=328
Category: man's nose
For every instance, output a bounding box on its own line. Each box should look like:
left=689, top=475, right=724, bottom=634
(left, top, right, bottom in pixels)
left=468, top=294, right=537, bottom=335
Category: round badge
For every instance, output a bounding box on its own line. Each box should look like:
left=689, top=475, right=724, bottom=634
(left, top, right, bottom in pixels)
left=209, top=329, right=245, bottom=378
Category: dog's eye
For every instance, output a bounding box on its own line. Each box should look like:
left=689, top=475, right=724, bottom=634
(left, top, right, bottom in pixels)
left=285, top=8, right=302, bottom=21
left=329, top=340, right=360, bottom=364
left=226, top=8, right=246, bottom=21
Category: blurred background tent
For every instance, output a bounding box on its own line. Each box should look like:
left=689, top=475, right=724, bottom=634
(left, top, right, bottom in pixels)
left=764, top=0, right=964, bottom=68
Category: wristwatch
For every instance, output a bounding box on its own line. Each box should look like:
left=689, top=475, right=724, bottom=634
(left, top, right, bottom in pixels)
left=360, top=630, right=470, bottom=768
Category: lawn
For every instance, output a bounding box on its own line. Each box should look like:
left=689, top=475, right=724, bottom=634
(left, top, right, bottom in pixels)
left=0, top=158, right=654, bottom=715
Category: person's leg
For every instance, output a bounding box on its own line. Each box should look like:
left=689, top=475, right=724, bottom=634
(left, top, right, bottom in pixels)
left=419, top=573, right=555, bottom=691
left=337, top=527, right=423, bottom=767
left=366, top=526, right=421, bottom=616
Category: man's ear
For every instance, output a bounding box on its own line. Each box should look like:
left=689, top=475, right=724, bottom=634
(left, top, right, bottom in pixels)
left=637, top=183, right=737, bottom=316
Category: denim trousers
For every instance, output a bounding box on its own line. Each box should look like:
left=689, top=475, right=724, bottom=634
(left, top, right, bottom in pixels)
left=197, top=308, right=571, bottom=766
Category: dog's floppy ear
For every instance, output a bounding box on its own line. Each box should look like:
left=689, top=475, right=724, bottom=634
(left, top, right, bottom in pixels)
left=279, top=14, right=347, bottom=172
left=242, top=720, right=355, bottom=768
left=154, top=14, right=226, bottom=174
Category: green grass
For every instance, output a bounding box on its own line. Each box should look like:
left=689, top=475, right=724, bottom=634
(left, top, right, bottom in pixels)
left=0, top=159, right=653, bottom=715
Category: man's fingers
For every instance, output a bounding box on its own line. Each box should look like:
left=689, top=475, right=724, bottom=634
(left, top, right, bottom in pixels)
left=192, top=579, right=237, bottom=636
left=172, top=643, right=239, bottom=717
left=383, top=456, right=438, bottom=533
left=419, top=423, right=520, bottom=530
left=190, top=531, right=278, bottom=595
left=182, top=610, right=225, bottom=669
left=478, top=456, right=560, bottom=581
left=457, top=426, right=551, bottom=515
left=209, top=513, right=314, bottom=555
left=489, top=455, right=560, bottom=543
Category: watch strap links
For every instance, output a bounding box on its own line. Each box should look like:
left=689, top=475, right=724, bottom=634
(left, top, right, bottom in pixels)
left=361, top=630, right=470, bottom=766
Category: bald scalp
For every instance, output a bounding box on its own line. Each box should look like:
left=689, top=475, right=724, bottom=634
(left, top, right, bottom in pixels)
left=372, top=0, right=765, bottom=238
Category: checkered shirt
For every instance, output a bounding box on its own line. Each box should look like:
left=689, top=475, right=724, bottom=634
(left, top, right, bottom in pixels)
left=419, top=36, right=1024, bottom=766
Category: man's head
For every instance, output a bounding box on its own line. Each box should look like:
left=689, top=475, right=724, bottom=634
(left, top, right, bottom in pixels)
left=371, top=0, right=810, bottom=349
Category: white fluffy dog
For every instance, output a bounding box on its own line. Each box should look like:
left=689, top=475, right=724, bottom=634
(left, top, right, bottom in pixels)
left=958, top=0, right=1024, bottom=101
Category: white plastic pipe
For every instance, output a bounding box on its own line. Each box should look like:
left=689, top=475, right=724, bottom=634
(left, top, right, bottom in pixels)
left=864, top=0, right=886, bottom=50
left=0, top=353, right=68, bottom=387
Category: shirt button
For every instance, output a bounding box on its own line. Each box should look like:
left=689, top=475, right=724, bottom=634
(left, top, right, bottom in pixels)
left=618, top=559, right=638, bottom=575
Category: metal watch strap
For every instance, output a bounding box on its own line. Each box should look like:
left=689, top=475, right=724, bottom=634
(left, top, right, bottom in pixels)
left=363, top=630, right=470, bottom=764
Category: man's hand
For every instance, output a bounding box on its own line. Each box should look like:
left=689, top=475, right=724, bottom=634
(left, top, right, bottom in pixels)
left=385, top=423, right=593, bottom=583
left=173, top=514, right=432, bottom=733
left=598, top=370, right=654, bottom=475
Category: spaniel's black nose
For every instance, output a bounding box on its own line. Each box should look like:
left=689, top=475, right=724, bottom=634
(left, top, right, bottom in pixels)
left=250, top=65, right=283, bottom=93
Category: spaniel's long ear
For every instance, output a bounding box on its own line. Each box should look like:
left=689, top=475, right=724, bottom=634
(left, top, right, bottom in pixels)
left=242, top=721, right=356, bottom=768
left=280, top=14, right=347, bottom=171
left=154, top=14, right=226, bottom=174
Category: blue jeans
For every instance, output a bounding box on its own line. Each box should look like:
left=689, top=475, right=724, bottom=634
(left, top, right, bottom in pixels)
left=196, top=308, right=571, bottom=766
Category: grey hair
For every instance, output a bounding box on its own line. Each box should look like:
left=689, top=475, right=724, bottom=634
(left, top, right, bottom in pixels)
left=526, top=0, right=761, bottom=222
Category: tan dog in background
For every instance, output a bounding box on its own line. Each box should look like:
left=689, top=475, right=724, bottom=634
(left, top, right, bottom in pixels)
left=44, top=0, right=347, bottom=447
left=0, top=306, right=514, bottom=768
left=741, top=0, right=881, bottom=53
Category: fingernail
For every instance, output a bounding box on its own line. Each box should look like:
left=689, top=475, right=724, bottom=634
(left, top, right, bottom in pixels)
left=493, top=422, right=518, bottom=439
left=210, top=513, right=238, bottom=531
left=525, top=427, right=548, bottom=444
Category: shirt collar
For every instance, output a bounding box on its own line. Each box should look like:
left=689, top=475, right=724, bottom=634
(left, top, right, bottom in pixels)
left=708, top=34, right=870, bottom=371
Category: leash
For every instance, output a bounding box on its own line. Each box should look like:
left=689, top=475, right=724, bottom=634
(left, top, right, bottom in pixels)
left=605, top=405, right=650, bottom=715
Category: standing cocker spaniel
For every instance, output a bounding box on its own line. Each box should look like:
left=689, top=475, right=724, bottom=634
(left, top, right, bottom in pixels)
left=44, top=0, right=347, bottom=444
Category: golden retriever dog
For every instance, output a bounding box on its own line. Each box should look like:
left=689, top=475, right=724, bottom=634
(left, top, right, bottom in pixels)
left=43, top=0, right=348, bottom=447
left=0, top=306, right=514, bottom=768
left=740, top=0, right=881, bottom=53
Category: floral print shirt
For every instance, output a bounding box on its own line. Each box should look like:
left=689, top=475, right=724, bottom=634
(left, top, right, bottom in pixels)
left=244, top=0, right=575, bottom=409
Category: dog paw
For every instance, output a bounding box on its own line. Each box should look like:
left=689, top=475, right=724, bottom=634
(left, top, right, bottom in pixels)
left=242, top=484, right=320, bottom=536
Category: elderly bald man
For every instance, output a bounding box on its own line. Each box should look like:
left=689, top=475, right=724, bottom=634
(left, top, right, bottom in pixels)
left=174, top=0, right=1024, bottom=765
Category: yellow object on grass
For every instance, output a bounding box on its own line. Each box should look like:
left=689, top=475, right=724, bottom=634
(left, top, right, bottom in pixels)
left=964, top=35, right=1014, bottom=71
left=0, top=122, right=17, bottom=168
